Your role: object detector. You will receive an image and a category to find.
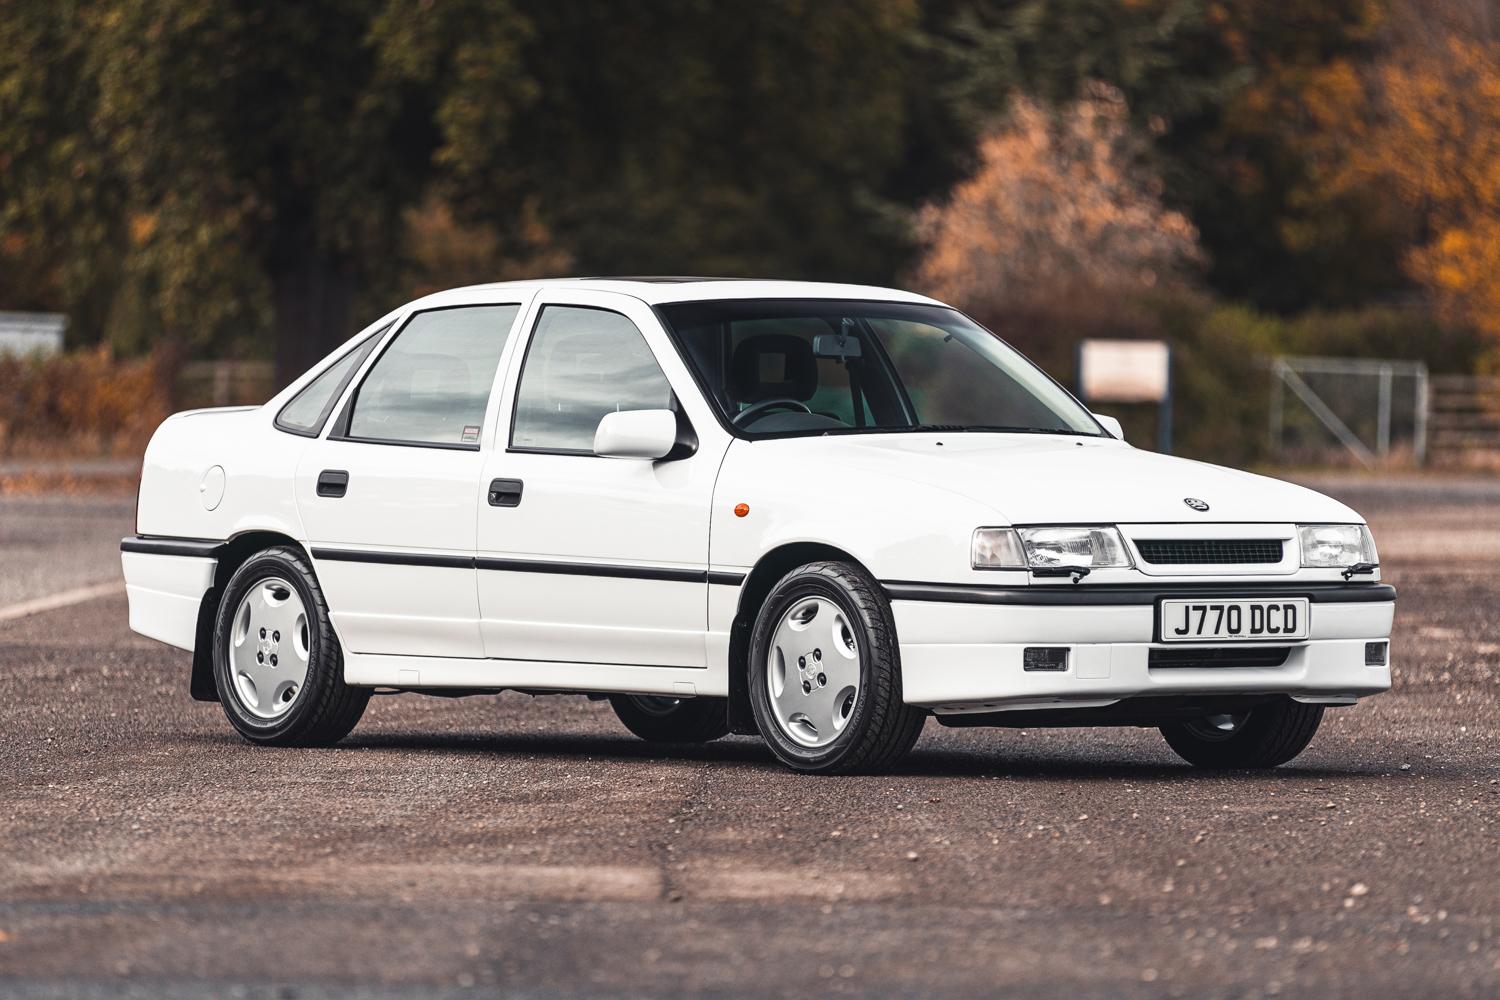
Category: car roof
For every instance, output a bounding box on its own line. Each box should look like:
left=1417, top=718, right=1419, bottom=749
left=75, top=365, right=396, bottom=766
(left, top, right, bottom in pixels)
left=405, top=277, right=947, bottom=309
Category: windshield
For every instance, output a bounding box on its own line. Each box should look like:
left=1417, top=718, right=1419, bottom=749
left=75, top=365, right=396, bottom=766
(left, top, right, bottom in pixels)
left=657, top=299, right=1103, bottom=438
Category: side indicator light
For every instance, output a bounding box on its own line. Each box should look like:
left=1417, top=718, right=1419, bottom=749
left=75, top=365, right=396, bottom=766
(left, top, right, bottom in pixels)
left=733, top=503, right=750, bottom=518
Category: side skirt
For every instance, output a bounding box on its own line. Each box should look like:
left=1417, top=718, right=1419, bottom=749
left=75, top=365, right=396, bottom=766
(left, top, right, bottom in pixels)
left=342, top=652, right=730, bottom=699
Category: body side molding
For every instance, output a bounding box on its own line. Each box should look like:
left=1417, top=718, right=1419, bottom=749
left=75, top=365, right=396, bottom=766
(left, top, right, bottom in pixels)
left=883, top=580, right=1396, bottom=606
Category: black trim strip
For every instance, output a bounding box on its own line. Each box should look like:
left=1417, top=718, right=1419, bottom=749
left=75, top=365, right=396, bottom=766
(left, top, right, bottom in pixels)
left=883, top=581, right=1397, bottom=606
left=325, top=436, right=481, bottom=452
left=707, top=571, right=747, bottom=586
left=310, top=546, right=746, bottom=586
left=311, top=547, right=472, bottom=569
left=121, top=535, right=224, bottom=558
left=476, top=556, right=702, bottom=583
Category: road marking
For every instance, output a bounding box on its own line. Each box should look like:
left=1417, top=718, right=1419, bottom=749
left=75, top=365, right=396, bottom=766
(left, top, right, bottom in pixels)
left=0, top=580, right=124, bottom=624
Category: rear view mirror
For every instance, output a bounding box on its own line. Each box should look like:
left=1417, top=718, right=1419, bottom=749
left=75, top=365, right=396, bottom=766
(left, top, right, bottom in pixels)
left=812, top=334, right=862, bottom=360
left=594, top=409, right=679, bottom=460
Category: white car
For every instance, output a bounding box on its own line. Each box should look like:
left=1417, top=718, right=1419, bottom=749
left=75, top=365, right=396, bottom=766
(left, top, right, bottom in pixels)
left=122, top=278, right=1394, bottom=774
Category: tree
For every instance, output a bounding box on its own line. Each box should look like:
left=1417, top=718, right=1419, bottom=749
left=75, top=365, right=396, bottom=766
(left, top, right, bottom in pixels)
left=0, top=0, right=932, bottom=382
left=927, top=0, right=1397, bottom=312
left=445, top=0, right=926, bottom=284
left=911, top=83, right=1202, bottom=314
left=0, top=0, right=125, bottom=341
left=1338, top=3, right=1500, bottom=344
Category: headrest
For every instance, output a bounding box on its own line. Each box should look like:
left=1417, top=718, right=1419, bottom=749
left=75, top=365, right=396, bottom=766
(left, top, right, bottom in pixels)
left=730, top=334, right=817, bottom=403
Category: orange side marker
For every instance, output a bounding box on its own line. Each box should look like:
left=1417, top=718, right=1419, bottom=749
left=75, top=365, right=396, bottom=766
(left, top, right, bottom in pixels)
left=733, top=502, right=750, bottom=518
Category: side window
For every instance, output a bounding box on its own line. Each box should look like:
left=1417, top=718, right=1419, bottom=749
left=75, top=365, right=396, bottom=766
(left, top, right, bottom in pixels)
left=345, top=304, right=519, bottom=447
left=274, top=326, right=386, bottom=437
left=511, top=305, right=674, bottom=453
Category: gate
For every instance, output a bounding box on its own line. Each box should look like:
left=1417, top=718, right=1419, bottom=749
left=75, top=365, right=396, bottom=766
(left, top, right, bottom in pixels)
left=1268, top=357, right=1429, bottom=468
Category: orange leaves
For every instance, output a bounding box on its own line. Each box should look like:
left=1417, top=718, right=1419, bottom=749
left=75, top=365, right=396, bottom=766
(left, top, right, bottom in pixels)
left=910, top=84, right=1202, bottom=315
left=1347, top=29, right=1500, bottom=340
left=0, top=347, right=173, bottom=458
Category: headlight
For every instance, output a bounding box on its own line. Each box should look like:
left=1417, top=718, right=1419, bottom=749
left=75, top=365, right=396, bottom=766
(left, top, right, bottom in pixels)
left=1020, top=526, right=1133, bottom=570
left=972, top=526, right=1133, bottom=571
left=1297, top=524, right=1378, bottom=568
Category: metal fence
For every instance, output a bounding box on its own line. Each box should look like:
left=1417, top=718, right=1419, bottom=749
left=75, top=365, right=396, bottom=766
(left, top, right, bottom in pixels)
left=1425, top=374, right=1500, bottom=468
left=177, top=360, right=275, bottom=409
left=1269, top=356, right=1429, bottom=468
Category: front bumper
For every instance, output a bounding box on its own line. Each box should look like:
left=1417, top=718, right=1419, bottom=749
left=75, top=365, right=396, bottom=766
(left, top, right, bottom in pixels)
left=890, top=583, right=1395, bottom=714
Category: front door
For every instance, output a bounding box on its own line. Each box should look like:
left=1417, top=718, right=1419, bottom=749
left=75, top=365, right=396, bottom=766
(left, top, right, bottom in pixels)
left=477, top=293, right=727, bottom=668
left=296, top=300, right=525, bottom=658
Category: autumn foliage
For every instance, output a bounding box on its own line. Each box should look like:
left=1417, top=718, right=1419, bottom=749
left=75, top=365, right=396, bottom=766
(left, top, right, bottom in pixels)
left=1361, top=32, right=1500, bottom=344
left=0, top=347, right=174, bottom=458
left=911, top=84, right=1202, bottom=316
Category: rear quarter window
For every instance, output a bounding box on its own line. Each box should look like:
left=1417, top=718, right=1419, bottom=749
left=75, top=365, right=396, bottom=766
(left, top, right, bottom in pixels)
left=274, top=326, right=387, bottom=437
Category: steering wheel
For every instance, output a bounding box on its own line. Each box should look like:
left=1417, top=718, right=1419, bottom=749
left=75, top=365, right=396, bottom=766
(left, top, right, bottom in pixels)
left=732, top=397, right=813, bottom=427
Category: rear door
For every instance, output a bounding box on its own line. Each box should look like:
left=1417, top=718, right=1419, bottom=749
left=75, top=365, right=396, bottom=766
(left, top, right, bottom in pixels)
left=295, top=298, right=527, bottom=657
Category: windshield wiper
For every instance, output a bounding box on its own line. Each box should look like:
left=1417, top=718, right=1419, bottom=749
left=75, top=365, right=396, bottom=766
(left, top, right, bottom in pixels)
left=1032, top=565, right=1093, bottom=584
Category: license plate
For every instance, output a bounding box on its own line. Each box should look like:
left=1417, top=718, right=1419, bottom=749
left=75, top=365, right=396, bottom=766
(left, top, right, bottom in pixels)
left=1158, top=598, right=1310, bottom=643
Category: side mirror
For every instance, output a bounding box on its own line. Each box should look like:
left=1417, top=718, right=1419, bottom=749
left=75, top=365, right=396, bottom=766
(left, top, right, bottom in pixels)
left=1093, top=413, right=1125, bottom=441
left=594, top=409, right=679, bottom=460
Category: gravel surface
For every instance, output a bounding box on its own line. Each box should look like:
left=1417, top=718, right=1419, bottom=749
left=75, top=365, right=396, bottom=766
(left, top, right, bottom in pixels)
left=0, top=478, right=1496, bottom=999
left=0, top=495, right=133, bottom=607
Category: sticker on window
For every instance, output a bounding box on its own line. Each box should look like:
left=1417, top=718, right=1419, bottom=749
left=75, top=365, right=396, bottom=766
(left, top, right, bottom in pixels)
left=461, top=425, right=480, bottom=444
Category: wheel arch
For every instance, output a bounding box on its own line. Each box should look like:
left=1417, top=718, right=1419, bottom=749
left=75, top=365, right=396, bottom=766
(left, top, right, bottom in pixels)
left=190, top=530, right=312, bottom=702
left=725, top=541, right=873, bottom=734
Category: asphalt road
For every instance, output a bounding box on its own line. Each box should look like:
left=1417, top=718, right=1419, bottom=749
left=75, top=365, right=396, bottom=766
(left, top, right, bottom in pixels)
left=1, top=476, right=1497, bottom=999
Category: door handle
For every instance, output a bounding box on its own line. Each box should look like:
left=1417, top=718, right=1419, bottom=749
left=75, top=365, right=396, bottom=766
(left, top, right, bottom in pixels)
left=317, top=469, right=349, bottom=498
left=488, top=478, right=523, bottom=507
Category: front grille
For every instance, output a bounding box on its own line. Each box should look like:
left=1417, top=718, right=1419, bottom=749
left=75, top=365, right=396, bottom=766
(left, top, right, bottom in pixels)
left=1149, top=647, right=1292, bottom=669
left=1136, top=539, right=1284, bottom=565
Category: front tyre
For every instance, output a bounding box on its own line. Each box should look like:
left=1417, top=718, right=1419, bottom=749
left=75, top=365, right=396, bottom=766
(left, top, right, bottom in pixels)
left=212, top=545, right=369, bottom=746
left=748, top=561, right=924, bottom=774
left=1160, top=698, right=1324, bottom=769
left=608, top=695, right=729, bottom=744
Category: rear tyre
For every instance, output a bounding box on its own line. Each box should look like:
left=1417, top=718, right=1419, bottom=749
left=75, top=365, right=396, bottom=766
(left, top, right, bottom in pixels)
left=747, top=560, right=925, bottom=774
left=212, top=545, right=369, bottom=746
left=1160, top=698, right=1324, bottom=769
left=608, top=695, right=730, bottom=743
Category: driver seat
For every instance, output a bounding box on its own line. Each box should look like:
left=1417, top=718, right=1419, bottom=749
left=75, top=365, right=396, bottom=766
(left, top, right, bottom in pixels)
left=729, top=334, right=818, bottom=407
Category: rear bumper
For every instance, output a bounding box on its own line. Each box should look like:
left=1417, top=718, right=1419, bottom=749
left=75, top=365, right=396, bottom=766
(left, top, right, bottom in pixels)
left=120, top=536, right=221, bottom=650
left=890, top=583, right=1395, bottom=714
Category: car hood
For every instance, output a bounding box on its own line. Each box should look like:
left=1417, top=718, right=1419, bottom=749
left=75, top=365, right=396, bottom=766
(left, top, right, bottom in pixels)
left=766, top=433, right=1362, bottom=525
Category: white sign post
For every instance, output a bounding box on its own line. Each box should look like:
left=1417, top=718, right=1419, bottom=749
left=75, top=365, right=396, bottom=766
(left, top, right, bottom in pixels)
left=1077, top=339, right=1173, bottom=452
left=0, top=312, right=66, bottom=357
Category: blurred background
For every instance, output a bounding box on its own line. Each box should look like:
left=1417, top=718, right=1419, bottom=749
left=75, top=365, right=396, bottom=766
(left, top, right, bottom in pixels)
left=3, top=0, right=1500, bottom=476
